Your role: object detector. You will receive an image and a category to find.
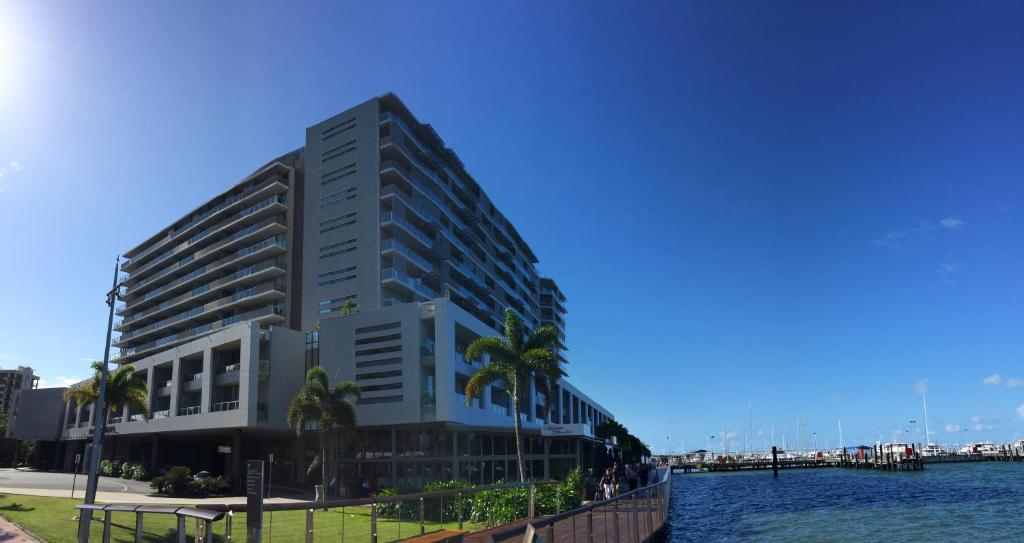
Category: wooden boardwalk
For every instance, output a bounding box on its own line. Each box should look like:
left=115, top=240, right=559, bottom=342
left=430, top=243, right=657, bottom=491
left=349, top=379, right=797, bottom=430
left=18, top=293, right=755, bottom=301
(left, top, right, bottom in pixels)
left=467, top=493, right=665, bottom=543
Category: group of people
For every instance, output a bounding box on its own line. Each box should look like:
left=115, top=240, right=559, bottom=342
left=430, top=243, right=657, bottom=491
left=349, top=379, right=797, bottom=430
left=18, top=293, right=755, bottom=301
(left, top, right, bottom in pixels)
left=595, top=461, right=661, bottom=500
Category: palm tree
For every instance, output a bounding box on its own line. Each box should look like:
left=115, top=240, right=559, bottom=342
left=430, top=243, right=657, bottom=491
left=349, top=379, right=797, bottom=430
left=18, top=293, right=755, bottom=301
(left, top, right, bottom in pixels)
left=287, top=366, right=361, bottom=497
left=63, top=361, right=148, bottom=422
left=464, top=308, right=565, bottom=482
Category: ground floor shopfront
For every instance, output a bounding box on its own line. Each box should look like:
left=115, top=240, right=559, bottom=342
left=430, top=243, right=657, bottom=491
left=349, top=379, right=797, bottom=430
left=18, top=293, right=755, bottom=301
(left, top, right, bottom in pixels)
left=335, top=423, right=616, bottom=495
left=58, top=428, right=303, bottom=493
left=46, top=422, right=615, bottom=497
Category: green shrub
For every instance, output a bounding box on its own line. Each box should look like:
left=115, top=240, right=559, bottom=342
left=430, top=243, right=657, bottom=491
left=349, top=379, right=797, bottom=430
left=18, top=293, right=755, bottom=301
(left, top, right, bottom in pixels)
left=162, top=466, right=193, bottom=496
left=119, top=461, right=147, bottom=480
left=149, top=476, right=167, bottom=494
left=470, top=486, right=530, bottom=527
left=375, top=484, right=420, bottom=519
left=194, top=476, right=230, bottom=496
left=98, top=459, right=119, bottom=477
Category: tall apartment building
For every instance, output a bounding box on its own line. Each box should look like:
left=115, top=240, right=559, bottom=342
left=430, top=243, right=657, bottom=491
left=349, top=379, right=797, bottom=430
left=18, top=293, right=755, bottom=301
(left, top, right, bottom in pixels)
left=0, top=366, right=38, bottom=415
left=54, top=94, right=615, bottom=493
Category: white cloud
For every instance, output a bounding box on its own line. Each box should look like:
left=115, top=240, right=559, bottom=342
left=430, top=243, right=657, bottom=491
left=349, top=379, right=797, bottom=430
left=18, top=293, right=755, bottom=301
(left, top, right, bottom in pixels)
left=983, top=374, right=1003, bottom=386
left=38, top=375, right=83, bottom=389
left=944, top=424, right=962, bottom=432
left=940, top=217, right=964, bottom=229
left=1007, top=378, right=1023, bottom=388
left=1018, top=405, right=1024, bottom=420
left=873, top=217, right=965, bottom=248
left=912, top=378, right=929, bottom=395
left=8, top=161, right=21, bottom=171
left=969, top=415, right=996, bottom=431
left=937, top=263, right=963, bottom=275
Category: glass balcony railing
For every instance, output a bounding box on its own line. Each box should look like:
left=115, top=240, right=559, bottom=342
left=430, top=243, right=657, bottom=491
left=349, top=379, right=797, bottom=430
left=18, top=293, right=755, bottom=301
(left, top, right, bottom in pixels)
left=221, top=363, right=239, bottom=374
left=380, top=238, right=433, bottom=273
left=381, top=268, right=437, bottom=299
left=379, top=211, right=433, bottom=248
left=153, top=410, right=170, bottom=419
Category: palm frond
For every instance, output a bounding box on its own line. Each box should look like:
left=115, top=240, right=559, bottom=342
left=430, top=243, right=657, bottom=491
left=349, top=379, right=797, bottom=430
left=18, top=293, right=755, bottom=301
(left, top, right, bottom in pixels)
left=523, top=324, right=560, bottom=353
left=502, top=309, right=525, bottom=353
left=464, top=337, right=515, bottom=365
left=464, top=364, right=506, bottom=405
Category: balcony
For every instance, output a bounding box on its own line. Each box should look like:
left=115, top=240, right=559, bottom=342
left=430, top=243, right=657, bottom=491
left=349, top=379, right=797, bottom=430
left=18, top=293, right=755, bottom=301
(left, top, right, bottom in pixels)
left=117, top=280, right=286, bottom=349
left=118, top=303, right=285, bottom=361
left=109, top=416, right=123, bottom=424
left=381, top=238, right=433, bottom=273
left=129, top=414, right=145, bottom=422
left=152, top=410, right=170, bottom=419
left=124, top=224, right=287, bottom=312
left=178, top=405, right=202, bottom=416
left=120, top=255, right=286, bottom=330
left=211, top=400, right=239, bottom=412
left=125, top=193, right=287, bottom=281
left=381, top=268, right=437, bottom=300
left=123, top=176, right=287, bottom=272
left=380, top=211, right=434, bottom=249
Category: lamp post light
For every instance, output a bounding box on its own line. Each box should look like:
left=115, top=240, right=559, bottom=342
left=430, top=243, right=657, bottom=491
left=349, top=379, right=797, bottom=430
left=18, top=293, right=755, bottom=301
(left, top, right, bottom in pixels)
left=77, top=257, right=124, bottom=543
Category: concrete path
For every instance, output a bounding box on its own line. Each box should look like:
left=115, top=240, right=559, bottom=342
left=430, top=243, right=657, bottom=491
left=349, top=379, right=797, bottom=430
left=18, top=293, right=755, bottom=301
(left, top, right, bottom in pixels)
left=0, top=515, right=41, bottom=542
left=0, top=469, right=309, bottom=506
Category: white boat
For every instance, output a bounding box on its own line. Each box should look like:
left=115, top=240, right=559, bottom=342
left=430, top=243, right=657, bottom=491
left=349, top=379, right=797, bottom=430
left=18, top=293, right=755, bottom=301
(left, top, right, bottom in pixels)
left=921, top=444, right=945, bottom=457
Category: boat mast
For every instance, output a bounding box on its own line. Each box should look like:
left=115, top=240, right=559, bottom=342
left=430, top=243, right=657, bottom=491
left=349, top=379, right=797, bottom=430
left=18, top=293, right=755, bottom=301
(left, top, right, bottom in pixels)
left=922, top=393, right=931, bottom=445
left=838, top=419, right=844, bottom=451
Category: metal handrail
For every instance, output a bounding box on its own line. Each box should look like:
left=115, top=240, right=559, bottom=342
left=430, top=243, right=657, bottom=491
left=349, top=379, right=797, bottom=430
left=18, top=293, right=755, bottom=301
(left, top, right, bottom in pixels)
left=489, top=469, right=673, bottom=543
left=206, top=479, right=559, bottom=513
left=75, top=503, right=224, bottom=543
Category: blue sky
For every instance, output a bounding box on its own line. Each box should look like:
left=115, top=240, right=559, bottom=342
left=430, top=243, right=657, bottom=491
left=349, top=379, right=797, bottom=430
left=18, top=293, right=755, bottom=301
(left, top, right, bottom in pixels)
left=1, top=1, right=1022, bottom=451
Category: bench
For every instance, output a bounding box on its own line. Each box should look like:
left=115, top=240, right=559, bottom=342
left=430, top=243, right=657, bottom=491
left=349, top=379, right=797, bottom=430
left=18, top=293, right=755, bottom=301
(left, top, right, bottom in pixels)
left=394, top=529, right=467, bottom=543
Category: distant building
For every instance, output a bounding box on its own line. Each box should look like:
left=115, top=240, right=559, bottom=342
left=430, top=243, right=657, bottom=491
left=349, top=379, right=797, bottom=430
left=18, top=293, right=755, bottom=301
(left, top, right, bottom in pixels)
left=0, top=366, right=38, bottom=416
left=7, top=386, right=68, bottom=470
left=54, top=94, right=614, bottom=494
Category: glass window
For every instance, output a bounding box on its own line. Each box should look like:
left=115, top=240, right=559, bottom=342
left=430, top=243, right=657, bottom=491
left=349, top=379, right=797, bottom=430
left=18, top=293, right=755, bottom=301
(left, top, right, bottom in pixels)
left=494, top=435, right=507, bottom=455
left=458, top=432, right=470, bottom=457
left=482, top=434, right=493, bottom=456
left=482, top=460, right=494, bottom=484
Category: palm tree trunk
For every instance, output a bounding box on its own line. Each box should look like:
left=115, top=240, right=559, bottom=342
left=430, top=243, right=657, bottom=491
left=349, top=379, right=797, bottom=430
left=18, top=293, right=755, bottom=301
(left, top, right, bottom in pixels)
left=321, top=439, right=328, bottom=499
left=512, top=374, right=526, bottom=482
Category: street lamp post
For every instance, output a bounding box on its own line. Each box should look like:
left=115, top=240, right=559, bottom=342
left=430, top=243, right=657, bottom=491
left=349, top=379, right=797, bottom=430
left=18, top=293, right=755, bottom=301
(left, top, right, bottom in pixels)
left=77, top=257, right=123, bottom=543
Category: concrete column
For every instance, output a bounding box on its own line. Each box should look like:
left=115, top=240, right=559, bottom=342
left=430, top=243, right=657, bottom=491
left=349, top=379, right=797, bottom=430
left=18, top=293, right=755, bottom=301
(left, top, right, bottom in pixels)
left=200, top=347, right=214, bottom=412
left=75, top=403, right=83, bottom=427
left=169, top=358, right=181, bottom=416
left=239, top=323, right=259, bottom=424
left=232, top=429, right=242, bottom=494
left=146, top=367, right=155, bottom=414
left=433, top=313, right=455, bottom=419
left=150, top=435, right=160, bottom=473
left=543, top=438, right=550, bottom=479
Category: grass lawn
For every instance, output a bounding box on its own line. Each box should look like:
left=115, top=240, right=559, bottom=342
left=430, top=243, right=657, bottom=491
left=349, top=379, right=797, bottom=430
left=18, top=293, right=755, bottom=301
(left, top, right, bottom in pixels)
left=0, top=493, right=481, bottom=542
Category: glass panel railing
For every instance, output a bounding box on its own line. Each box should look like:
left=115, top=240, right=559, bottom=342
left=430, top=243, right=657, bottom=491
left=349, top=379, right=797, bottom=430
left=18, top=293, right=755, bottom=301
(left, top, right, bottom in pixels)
left=178, top=405, right=202, bottom=416
left=381, top=238, right=433, bottom=273
left=380, top=211, right=434, bottom=248
left=381, top=268, right=437, bottom=299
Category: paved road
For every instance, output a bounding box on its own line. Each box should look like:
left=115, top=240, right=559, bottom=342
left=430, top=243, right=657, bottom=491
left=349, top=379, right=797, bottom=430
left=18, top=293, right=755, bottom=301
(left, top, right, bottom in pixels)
left=0, top=469, right=152, bottom=495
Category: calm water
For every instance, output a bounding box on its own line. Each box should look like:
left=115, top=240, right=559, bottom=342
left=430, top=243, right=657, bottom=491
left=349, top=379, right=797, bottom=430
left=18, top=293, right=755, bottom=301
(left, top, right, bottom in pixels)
left=668, top=462, right=1024, bottom=542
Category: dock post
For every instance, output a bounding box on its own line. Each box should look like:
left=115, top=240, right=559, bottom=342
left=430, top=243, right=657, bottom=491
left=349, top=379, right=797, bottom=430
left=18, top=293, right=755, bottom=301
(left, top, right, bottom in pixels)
left=772, top=446, right=779, bottom=478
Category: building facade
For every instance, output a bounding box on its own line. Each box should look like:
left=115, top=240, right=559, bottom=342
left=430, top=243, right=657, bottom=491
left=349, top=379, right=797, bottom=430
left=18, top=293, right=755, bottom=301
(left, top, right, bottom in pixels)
left=0, top=366, right=38, bottom=416
left=50, top=94, right=614, bottom=493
